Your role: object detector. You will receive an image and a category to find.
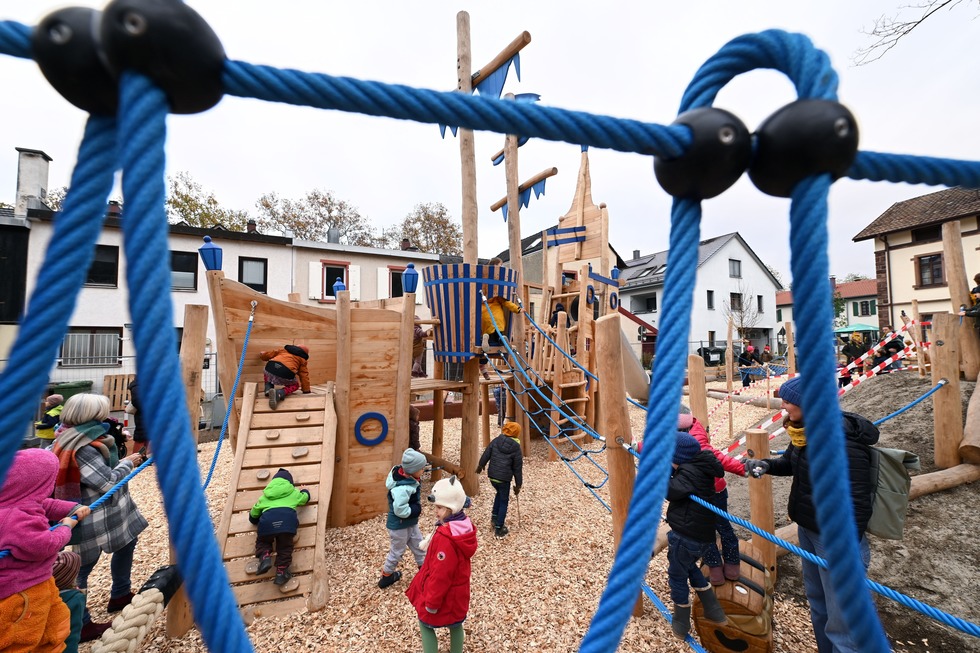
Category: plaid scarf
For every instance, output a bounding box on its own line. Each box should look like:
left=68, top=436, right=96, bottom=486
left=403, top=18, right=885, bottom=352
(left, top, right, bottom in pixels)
left=52, top=421, right=118, bottom=502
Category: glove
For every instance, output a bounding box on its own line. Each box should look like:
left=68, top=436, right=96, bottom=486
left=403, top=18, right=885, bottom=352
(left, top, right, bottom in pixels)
left=743, top=459, right=770, bottom=478
left=475, top=467, right=483, bottom=475
left=513, top=485, right=521, bottom=497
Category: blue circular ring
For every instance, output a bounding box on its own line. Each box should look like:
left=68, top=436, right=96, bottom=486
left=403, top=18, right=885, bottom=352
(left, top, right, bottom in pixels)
left=610, top=292, right=619, bottom=310
left=586, top=285, right=595, bottom=305
left=354, top=412, right=389, bottom=446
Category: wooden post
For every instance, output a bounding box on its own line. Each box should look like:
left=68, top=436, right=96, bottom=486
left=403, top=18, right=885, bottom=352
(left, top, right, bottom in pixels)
left=943, top=221, right=980, bottom=380
left=911, top=300, right=927, bottom=377
left=931, top=313, right=963, bottom=469
left=206, top=271, right=242, bottom=449
left=548, top=312, right=568, bottom=462
left=687, top=354, right=708, bottom=428
left=287, top=292, right=301, bottom=303
left=785, top=321, right=796, bottom=376
left=746, top=429, right=776, bottom=575
left=456, top=11, right=478, bottom=265
left=308, top=382, right=337, bottom=611
left=392, top=295, right=416, bottom=466
left=595, top=313, right=642, bottom=617
left=431, top=361, right=445, bottom=482
left=460, top=357, right=481, bottom=497
left=481, top=381, right=491, bottom=448
left=330, top=290, right=352, bottom=527
left=726, top=319, right=734, bottom=441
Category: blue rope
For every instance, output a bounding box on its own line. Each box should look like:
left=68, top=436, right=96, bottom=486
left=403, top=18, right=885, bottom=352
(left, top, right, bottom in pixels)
left=521, top=308, right=598, bottom=387
left=688, top=495, right=980, bottom=638
left=0, top=117, right=117, bottom=489
left=203, top=302, right=257, bottom=491
left=873, top=379, right=946, bottom=426
left=638, top=585, right=710, bottom=653
left=0, top=20, right=29, bottom=58
left=117, top=72, right=251, bottom=653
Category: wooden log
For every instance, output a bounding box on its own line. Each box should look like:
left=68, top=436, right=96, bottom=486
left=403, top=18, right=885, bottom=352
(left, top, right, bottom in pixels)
left=746, top=430, right=776, bottom=576
left=481, top=381, right=491, bottom=448
left=931, top=313, right=963, bottom=469
left=595, top=314, right=642, bottom=617
left=460, top=357, right=480, bottom=497
left=962, top=382, right=980, bottom=463
left=705, top=390, right=782, bottom=409
left=422, top=452, right=466, bottom=479
left=456, top=11, right=477, bottom=265
left=471, top=30, right=532, bottom=88
left=909, top=463, right=980, bottom=499
left=431, top=361, right=445, bottom=483
left=489, top=167, right=558, bottom=211
left=943, top=221, right=980, bottom=380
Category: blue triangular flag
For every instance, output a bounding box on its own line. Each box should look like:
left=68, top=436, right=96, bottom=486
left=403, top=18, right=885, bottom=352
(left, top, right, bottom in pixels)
left=514, top=92, right=540, bottom=103
left=439, top=124, right=459, bottom=139
left=519, top=187, right=532, bottom=209
left=532, top=178, right=547, bottom=199
left=475, top=61, right=509, bottom=99
left=501, top=204, right=509, bottom=222
left=514, top=53, right=521, bottom=82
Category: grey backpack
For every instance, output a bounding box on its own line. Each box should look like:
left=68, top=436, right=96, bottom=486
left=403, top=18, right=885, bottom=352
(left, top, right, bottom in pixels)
left=867, top=446, right=920, bottom=540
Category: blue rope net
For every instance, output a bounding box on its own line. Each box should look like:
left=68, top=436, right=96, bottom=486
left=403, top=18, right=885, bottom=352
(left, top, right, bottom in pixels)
left=1, top=17, right=976, bottom=652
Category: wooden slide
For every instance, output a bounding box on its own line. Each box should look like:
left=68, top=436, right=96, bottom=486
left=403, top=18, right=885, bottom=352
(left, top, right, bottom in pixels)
left=214, top=381, right=337, bottom=622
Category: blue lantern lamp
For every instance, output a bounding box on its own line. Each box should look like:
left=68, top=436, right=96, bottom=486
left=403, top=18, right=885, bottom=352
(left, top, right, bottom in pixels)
left=332, top=277, right=346, bottom=295
left=402, top=263, right=419, bottom=294
left=199, top=235, right=222, bottom=271
left=611, top=267, right=620, bottom=281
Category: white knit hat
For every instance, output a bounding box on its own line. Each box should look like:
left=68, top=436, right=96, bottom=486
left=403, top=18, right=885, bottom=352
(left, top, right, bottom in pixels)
left=428, top=475, right=467, bottom=514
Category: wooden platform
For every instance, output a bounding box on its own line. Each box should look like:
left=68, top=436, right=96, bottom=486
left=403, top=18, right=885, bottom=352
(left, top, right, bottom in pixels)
left=215, top=382, right=337, bottom=620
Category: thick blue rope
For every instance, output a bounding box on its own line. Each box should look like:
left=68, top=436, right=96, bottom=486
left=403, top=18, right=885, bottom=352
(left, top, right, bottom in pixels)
left=117, top=72, right=252, bottom=653
left=873, top=379, right=947, bottom=426
left=0, top=118, right=116, bottom=489
left=688, top=494, right=980, bottom=638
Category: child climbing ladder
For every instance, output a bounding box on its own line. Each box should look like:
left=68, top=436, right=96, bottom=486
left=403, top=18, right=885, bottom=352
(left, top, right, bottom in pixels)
left=260, top=344, right=312, bottom=409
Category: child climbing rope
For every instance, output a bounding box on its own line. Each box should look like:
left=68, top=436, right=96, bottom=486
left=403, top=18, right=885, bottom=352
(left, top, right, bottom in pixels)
left=678, top=410, right=746, bottom=585
left=665, top=431, right=728, bottom=639
left=259, top=344, right=311, bottom=409
left=378, top=448, right=427, bottom=589
left=248, top=468, right=310, bottom=588
left=0, top=449, right=91, bottom=651
left=406, top=475, right=477, bottom=653
left=475, top=421, right=523, bottom=538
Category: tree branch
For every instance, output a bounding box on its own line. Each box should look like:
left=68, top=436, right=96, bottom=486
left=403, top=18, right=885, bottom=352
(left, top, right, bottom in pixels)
left=853, top=0, right=969, bottom=66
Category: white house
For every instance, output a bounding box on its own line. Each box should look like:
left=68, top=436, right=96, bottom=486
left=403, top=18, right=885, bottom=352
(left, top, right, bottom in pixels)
left=619, top=232, right=782, bottom=361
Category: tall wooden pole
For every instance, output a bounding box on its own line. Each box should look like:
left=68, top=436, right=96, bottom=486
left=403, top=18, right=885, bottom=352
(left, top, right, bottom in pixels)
left=726, top=318, right=734, bottom=440
left=595, top=314, right=642, bottom=617
left=931, top=313, right=963, bottom=469
left=457, top=12, right=478, bottom=265
left=785, top=321, right=797, bottom=376
left=942, top=221, right=980, bottom=380
left=911, top=299, right=926, bottom=377
left=687, top=354, right=708, bottom=428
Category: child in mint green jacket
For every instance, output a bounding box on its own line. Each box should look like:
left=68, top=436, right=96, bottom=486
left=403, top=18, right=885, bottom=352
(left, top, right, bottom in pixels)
left=248, top=468, right=310, bottom=586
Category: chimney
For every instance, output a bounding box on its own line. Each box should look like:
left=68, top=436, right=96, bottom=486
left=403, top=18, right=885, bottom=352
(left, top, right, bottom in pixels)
left=14, top=147, right=52, bottom=217
left=401, top=237, right=411, bottom=251
left=327, top=227, right=340, bottom=244
left=247, top=219, right=257, bottom=234
left=633, top=249, right=641, bottom=260
left=829, top=275, right=837, bottom=289
left=106, top=200, right=122, bottom=218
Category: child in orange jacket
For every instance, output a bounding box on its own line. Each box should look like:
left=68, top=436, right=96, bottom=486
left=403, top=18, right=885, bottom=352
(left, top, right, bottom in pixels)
left=260, top=344, right=311, bottom=409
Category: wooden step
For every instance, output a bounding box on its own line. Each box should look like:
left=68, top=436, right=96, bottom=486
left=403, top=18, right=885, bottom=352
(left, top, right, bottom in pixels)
left=225, top=548, right=316, bottom=584
left=562, top=397, right=589, bottom=404
left=227, top=504, right=317, bottom=535
left=223, top=526, right=318, bottom=560
left=234, top=573, right=312, bottom=606
left=560, top=380, right=587, bottom=389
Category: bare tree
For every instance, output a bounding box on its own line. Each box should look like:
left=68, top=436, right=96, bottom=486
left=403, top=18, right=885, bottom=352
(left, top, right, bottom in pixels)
left=166, top=172, right=250, bottom=230
left=853, top=0, right=971, bottom=65
left=722, top=281, right=763, bottom=340
left=46, top=186, right=68, bottom=211
left=766, top=264, right=785, bottom=289
left=398, top=202, right=463, bottom=255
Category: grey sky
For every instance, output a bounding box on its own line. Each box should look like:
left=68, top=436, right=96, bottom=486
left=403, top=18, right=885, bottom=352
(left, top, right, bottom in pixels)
left=2, top=1, right=975, bottom=283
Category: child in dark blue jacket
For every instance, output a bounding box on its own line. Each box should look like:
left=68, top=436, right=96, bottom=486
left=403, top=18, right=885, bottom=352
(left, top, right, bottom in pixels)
left=476, top=421, right=523, bottom=538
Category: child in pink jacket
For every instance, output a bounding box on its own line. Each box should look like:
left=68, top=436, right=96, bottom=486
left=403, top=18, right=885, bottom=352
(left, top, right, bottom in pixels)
left=0, top=449, right=89, bottom=652
left=678, top=411, right=747, bottom=585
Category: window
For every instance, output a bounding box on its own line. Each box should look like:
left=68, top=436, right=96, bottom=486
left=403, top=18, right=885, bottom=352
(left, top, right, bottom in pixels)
left=321, top=260, right=350, bottom=301
left=60, top=327, right=122, bottom=367
left=646, top=294, right=658, bottom=312
left=728, top=259, right=742, bottom=278
left=911, top=225, right=942, bottom=243
left=730, top=292, right=743, bottom=311
left=757, top=295, right=764, bottom=313
left=776, top=308, right=783, bottom=322
left=239, top=257, right=268, bottom=294
left=386, top=265, right=406, bottom=298
left=706, top=290, right=715, bottom=310
left=86, top=245, right=119, bottom=287
left=171, top=251, right=198, bottom=290
left=854, top=300, right=877, bottom=317
left=707, top=330, right=716, bottom=347
left=916, top=254, right=944, bottom=287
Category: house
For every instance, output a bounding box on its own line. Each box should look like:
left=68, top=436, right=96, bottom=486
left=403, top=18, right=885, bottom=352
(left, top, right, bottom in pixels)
left=775, top=277, right=880, bottom=352
left=619, top=232, right=782, bottom=359
left=854, top=186, right=980, bottom=328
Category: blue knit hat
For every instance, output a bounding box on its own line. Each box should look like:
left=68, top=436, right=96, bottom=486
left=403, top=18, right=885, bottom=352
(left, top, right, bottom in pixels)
left=779, top=376, right=803, bottom=406
left=673, top=432, right=702, bottom=464
left=402, top=448, right=427, bottom=475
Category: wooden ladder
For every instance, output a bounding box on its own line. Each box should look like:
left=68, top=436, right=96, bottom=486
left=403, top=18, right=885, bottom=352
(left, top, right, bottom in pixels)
left=215, top=382, right=337, bottom=622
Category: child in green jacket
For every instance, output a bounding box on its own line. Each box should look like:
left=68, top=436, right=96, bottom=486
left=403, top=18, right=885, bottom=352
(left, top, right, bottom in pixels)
left=248, top=468, right=310, bottom=586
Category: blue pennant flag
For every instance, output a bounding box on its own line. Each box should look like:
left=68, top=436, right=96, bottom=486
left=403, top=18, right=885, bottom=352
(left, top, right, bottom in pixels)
left=474, top=53, right=521, bottom=99
left=501, top=203, right=509, bottom=222
left=439, top=124, right=459, bottom=139
left=515, top=92, right=540, bottom=103
left=581, top=144, right=589, bottom=152
left=519, top=187, right=532, bottom=209
left=531, top=178, right=547, bottom=199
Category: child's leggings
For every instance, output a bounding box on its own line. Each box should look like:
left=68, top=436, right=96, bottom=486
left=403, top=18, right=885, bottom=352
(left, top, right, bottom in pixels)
left=419, top=620, right=463, bottom=653
left=702, top=488, right=740, bottom=567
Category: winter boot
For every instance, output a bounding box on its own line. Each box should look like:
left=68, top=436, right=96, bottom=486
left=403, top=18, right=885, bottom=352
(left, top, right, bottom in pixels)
left=723, top=562, right=741, bottom=581
left=695, top=586, right=727, bottom=624
left=671, top=603, right=691, bottom=639
left=495, top=525, right=509, bottom=538
left=708, top=565, right=725, bottom=586
left=256, top=553, right=273, bottom=575
left=274, top=566, right=293, bottom=586
left=80, top=620, right=113, bottom=643
left=491, top=514, right=499, bottom=529
left=378, top=570, right=402, bottom=589
left=264, top=381, right=274, bottom=397
left=269, top=388, right=285, bottom=410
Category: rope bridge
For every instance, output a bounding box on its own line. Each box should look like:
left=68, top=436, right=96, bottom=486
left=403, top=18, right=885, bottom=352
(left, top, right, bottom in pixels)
left=3, top=6, right=980, bottom=652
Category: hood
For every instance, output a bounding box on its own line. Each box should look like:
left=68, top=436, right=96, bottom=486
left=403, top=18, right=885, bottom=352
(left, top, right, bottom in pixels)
left=495, top=434, right=522, bottom=453
left=0, top=449, right=59, bottom=507
left=842, top=411, right=880, bottom=446
left=261, top=477, right=297, bottom=500
left=284, top=344, right=309, bottom=359
left=385, top=465, right=413, bottom=490
left=443, top=515, right=478, bottom=559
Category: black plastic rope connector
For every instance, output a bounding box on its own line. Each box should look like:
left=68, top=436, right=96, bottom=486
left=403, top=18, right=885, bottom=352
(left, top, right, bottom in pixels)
left=32, top=7, right=120, bottom=116
left=101, top=0, right=225, bottom=114
left=138, top=564, right=182, bottom=606
left=653, top=107, right=752, bottom=200
left=748, top=99, right=859, bottom=198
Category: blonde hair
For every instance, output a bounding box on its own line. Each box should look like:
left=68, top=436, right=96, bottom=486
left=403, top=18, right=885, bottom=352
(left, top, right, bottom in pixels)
left=61, top=393, right=111, bottom=426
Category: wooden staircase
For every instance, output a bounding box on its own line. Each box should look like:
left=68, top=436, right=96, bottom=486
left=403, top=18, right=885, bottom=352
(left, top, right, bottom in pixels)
left=215, top=382, right=337, bottom=622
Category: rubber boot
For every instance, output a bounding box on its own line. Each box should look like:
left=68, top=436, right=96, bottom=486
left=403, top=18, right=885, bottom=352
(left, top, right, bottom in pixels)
left=269, top=386, right=279, bottom=410
left=671, top=603, right=691, bottom=639
left=264, top=381, right=274, bottom=397
left=723, top=562, right=741, bottom=581
left=695, top=586, right=727, bottom=624
left=491, top=514, right=499, bottom=529
left=708, top=565, right=725, bottom=586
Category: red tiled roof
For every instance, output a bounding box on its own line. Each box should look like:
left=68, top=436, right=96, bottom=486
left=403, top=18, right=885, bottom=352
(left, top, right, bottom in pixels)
left=854, top=186, right=980, bottom=241
left=776, top=290, right=793, bottom=306
left=775, top=279, right=876, bottom=306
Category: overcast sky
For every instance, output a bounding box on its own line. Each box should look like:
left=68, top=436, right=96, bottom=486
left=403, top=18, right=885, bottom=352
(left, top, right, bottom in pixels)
left=1, top=1, right=976, bottom=283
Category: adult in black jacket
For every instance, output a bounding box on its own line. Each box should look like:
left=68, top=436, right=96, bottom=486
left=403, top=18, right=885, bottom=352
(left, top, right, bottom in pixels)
left=476, top=421, right=523, bottom=538
left=744, top=376, right=878, bottom=653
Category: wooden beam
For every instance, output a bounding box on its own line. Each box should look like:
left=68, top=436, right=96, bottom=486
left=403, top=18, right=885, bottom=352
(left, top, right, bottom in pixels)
left=460, top=358, right=481, bottom=497
left=931, top=313, right=963, bottom=469
left=422, top=452, right=466, bottom=479
left=456, top=12, right=478, bottom=265
left=206, top=271, right=242, bottom=449
left=179, top=305, right=209, bottom=446
left=705, top=390, right=782, bottom=409
left=785, top=321, right=796, bottom=376
left=489, top=167, right=559, bottom=211
left=471, top=30, right=532, bottom=88
left=962, top=374, right=980, bottom=463
left=330, top=291, right=352, bottom=527
left=431, top=361, right=445, bottom=483
left=943, top=221, right=980, bottom=380
left=687, top=354, right=709, bottom=427
left=308, top=382, right=337, bottom=612
left=746, top=430, right=776, bottom=576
